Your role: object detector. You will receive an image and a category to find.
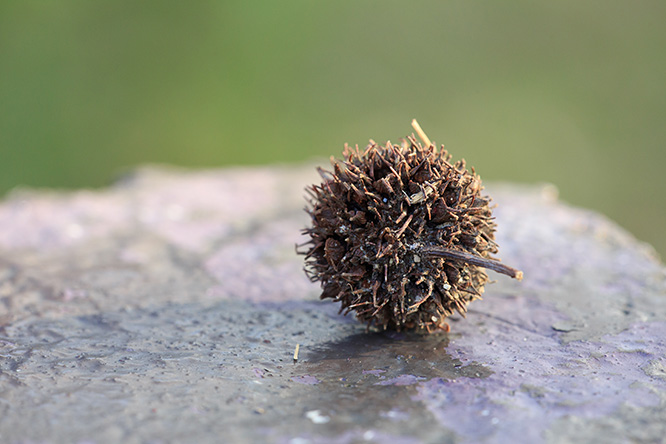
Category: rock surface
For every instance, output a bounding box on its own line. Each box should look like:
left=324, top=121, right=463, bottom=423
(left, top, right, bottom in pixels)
left=0, top=164, right=664, bottom=444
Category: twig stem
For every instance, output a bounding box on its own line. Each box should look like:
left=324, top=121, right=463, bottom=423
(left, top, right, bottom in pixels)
left=422, top=246, right=523, bottom=280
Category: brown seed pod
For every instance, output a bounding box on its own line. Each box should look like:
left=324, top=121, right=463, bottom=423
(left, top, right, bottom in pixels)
left=300, top=120, right=522, bottom=332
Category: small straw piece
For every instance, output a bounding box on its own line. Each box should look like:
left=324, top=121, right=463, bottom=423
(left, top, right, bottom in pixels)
left=411, top=119, right=433, bottom=149
left=293, top=344, right=300, bottom=362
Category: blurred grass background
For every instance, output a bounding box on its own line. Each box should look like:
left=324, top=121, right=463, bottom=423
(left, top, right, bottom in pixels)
left=1, top=1, right=664, bottom=257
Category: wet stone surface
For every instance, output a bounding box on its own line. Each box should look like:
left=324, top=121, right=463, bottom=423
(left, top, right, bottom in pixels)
left=0, top=165, right=665, bottom=444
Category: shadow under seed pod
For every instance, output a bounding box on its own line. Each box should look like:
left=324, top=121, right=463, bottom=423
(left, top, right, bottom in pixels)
left=300, top=120, right=522, bottom=333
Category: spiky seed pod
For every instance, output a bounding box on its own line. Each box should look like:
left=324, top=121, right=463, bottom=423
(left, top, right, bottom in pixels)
left=301, top=122, right=522, bottom=332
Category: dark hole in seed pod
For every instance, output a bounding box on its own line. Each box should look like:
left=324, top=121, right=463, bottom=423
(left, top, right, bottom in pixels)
left=430, top=199, right=452, bottom=223
left=445, top=188, right=460, bottom=206
left=321, top=282, right=342, bottom=300
left=472, top=197, right=488, bottom=208
left=328, top=181, right=345, bottom=196
left=373, top=178, right=394, bottom=196
left=444, top=264, right=461, bottom=284
left=324, top=238, right=346, bottom=269
left=459, top=232, right=479, bottom=247
left=412, top=167, right=431, bottom=184
left=349, top=188, right=366, bottom=205
left=315, top=207, right=337, bottom=229
left=344, top=266, right=366, bottom=282
left=349, top=210, right=367, bottom=225
left=345, top=199, right=364, bottom=214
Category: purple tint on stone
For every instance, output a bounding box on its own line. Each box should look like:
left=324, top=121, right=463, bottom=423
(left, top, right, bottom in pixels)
left=291, top=375, right=320, bottom=385
left=414, top=320, right=666, bottom=443
left=362, top=369, right=387, bottom=377
left=376, top=374, right=425, bottom=386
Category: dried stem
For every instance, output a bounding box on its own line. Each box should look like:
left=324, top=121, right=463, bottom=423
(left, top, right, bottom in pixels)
left=422, top=246, right=523, bottom=281
left=411, top=119, right=433, bottom=149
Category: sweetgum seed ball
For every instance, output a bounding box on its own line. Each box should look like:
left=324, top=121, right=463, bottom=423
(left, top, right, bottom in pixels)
left=301, top=134, right=520, bottom=332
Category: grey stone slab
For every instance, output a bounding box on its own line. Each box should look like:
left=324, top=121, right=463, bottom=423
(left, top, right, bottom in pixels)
left=0, top=165, right=664, bottom=444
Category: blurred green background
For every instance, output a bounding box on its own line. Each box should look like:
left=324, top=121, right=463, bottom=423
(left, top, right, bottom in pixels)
left=1, top=1, right=665, bottom=257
